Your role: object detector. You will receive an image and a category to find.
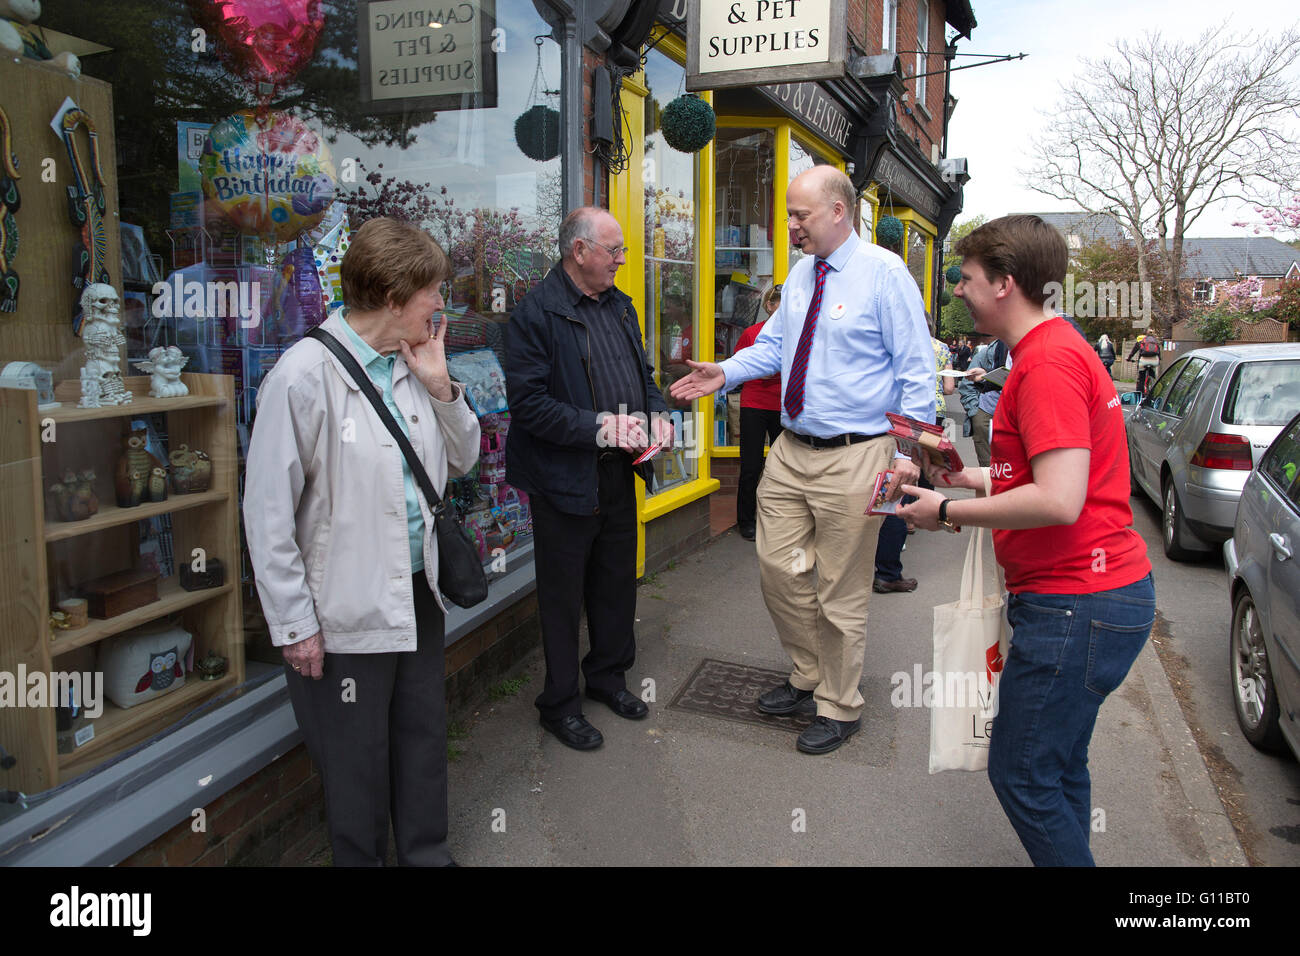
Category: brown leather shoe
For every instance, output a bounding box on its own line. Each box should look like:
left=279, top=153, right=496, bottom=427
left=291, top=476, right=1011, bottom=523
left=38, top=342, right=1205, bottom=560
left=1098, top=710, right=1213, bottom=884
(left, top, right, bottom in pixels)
left=873, top=577, right=918, bottom=593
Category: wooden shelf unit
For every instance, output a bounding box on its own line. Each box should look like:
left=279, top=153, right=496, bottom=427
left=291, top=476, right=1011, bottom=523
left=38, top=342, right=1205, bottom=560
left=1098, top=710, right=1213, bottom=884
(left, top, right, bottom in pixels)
left=0, top=373, right=244, bottom=793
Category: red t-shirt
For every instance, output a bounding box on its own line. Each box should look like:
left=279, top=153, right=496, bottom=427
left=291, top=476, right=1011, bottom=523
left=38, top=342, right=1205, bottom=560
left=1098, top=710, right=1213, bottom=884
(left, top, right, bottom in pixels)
left=991, top=317, right=1151, bottom=593
left=735, top=320, right=781, bottom=410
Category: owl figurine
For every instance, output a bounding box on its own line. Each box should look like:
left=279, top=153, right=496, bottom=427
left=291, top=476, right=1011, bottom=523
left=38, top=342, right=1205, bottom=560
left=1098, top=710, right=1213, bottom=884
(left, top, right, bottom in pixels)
left=148, top=466, right=168, bottom=503
left=135, top=646, right=181, bottom=693
left=69, top=469, right=99, bottom=520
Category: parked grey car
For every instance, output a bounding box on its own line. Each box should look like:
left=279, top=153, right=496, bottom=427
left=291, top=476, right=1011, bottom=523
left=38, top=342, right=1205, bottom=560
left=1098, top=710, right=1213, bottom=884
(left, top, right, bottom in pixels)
left=1224, top=412, right=1300, bottom=758
left=1127, top=344, right=1300, bottom=560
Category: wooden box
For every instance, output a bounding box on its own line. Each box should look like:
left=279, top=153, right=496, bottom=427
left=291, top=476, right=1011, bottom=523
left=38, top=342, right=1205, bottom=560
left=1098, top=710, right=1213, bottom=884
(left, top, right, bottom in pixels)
left=80, top=569, right=160, bottom=619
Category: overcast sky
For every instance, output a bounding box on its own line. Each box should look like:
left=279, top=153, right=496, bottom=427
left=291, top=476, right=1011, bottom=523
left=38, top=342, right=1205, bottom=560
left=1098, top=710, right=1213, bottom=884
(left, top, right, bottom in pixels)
left=944, top=1, right=1300, bottom=237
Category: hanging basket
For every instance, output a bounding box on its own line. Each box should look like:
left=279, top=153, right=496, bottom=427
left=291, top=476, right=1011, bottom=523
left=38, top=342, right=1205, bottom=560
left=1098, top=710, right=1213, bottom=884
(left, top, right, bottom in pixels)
left=661, top=94, right=716, bottom=153
left=515, top=105, right=561, bottom=162
left=945, top=264, right=963, bottom=285
left=876, top=215, right=904, bottom=247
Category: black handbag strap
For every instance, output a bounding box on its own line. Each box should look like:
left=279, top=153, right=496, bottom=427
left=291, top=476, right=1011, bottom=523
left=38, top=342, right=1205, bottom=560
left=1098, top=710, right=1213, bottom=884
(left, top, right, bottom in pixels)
left=305, top=326, right=446, bottom=516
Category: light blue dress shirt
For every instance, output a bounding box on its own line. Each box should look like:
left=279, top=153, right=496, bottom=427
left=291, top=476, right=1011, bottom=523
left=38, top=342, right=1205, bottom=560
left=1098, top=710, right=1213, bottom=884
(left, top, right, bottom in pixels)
left=720, top=231, right=935, bottom=442
left=340, top=313, right=426, bottom=574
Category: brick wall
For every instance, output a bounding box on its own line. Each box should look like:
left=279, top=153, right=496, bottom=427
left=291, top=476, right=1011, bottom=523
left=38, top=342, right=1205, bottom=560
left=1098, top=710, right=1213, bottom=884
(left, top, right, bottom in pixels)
left=644, top=496, right=711, bottom=574
left=848, top=0, right=868, bottom=48
left=713, top=457, right=740, bottom=494
left=120, top=744, right=327, bottom=867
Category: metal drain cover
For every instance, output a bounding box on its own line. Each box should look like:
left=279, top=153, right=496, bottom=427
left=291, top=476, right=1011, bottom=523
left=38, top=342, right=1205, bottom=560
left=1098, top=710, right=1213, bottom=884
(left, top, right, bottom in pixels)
left=668, top=658, right=816, bottom=733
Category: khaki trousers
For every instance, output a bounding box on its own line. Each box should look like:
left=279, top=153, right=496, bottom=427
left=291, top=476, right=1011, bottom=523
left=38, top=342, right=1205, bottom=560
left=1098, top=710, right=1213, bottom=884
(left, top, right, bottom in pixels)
left=755, top=432, right=895, bottom=721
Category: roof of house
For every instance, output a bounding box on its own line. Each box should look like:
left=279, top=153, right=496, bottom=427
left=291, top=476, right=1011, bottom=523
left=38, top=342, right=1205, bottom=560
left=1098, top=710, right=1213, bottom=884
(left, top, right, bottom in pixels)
left=1181, top=237, right=1300, bottom=280
left=1023, top=211, right=1131, bottom=244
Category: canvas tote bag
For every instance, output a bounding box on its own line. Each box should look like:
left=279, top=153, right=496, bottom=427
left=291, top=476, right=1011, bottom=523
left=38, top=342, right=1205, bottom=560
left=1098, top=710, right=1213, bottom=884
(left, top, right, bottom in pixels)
left=928, top=471, right=1010, bottom=773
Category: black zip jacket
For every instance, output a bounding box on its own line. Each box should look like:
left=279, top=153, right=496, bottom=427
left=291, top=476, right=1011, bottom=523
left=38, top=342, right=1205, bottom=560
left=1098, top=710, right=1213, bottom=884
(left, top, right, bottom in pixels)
left=505, top=264, right=669, bottom=515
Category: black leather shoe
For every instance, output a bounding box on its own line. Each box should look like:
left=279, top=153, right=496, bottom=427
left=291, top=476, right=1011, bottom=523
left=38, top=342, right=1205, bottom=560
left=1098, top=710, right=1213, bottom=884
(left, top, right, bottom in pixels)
left=796, top=715, right=861, bottom=754
left=873, top=576, right=918, bottom=593
left=738, top=523, right=756, bottom=540
left=539, top=714, right=604, bottom=750
left=586, top=687, right=649, bottom=719
left=756, top=680, right=815, bottom=715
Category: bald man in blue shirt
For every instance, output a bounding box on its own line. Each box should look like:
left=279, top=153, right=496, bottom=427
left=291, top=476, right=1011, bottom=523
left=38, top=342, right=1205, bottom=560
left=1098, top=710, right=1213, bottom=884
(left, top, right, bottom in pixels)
left=672, top=166, right=934, bottom=754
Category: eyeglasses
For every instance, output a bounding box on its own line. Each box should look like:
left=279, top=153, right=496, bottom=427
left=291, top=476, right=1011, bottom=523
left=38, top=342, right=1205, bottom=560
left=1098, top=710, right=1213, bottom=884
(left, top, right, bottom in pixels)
left=585, top=238, right=629, bottom=257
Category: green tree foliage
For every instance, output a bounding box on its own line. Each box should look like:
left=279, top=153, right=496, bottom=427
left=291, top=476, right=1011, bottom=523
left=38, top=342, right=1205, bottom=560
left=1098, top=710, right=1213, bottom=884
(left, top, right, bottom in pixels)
left=938, top=216, right=985, bottom=339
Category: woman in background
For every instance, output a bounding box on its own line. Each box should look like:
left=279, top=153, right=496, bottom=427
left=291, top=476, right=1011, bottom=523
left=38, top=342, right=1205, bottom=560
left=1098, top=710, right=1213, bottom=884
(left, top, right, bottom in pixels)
left=733, top=283, right=784, bottom=541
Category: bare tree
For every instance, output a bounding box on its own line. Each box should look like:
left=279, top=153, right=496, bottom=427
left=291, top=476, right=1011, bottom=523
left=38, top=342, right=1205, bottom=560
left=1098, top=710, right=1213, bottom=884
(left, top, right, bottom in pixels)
left=1026, top=27, right=1300, bottom=334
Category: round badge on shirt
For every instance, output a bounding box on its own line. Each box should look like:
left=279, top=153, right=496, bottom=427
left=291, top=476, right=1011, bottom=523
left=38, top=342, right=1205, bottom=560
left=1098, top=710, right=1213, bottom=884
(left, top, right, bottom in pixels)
left=828, top=303, right=846, bottom=320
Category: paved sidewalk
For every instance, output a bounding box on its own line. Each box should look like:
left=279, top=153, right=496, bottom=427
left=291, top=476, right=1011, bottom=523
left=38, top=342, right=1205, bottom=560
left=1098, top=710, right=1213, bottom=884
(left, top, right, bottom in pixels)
left=446, top=426, right=1245, bottom=866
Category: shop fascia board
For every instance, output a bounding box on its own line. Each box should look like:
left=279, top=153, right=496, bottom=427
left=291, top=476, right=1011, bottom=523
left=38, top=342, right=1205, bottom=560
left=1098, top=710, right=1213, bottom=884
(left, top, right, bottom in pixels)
left=0, top=557, right=539, bottom=865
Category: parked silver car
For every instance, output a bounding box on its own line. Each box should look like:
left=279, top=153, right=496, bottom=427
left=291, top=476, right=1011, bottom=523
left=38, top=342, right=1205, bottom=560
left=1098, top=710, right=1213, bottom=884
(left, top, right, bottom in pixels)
left=1224, top=412, right=1300, bottom=758
left=1127, top=343, right=1300, bottom=560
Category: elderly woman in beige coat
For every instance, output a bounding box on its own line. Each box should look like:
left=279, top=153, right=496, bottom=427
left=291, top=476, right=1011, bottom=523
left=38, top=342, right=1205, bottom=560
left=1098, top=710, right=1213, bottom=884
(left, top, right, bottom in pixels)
left=244, top=217, right=480, bottom=866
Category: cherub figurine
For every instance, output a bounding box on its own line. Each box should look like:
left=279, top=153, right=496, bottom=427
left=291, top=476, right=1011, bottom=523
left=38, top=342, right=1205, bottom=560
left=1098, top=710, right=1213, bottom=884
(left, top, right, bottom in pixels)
left=134, top=346, right=189, bottom=398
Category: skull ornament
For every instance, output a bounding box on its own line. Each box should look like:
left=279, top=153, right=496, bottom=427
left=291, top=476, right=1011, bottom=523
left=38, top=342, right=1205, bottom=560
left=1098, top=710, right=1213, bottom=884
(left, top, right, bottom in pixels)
left=78, top=283, right=131, bottom=408
left=81, top=283, right=121, bottom=324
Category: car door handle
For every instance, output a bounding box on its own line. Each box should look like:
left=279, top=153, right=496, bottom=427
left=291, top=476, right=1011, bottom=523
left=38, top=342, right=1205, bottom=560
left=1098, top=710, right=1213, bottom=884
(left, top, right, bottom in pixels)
left=1270, top=533, right=1293, bottom=561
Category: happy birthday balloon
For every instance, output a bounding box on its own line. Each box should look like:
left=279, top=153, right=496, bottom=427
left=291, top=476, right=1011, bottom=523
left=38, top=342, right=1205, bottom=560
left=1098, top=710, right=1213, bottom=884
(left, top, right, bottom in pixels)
left=188, top=0, right=325, bottom=99
left=200, top=110, right=336, bottom=242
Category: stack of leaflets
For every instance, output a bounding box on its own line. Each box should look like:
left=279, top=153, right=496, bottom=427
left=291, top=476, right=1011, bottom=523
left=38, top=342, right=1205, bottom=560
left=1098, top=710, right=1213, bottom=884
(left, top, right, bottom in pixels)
left=885, top=412, right=964, bottom=473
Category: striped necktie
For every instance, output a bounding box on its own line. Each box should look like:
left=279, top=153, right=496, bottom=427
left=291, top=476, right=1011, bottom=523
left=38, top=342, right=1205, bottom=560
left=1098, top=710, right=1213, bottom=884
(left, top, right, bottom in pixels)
left=783, top=258, right=829, bottom=420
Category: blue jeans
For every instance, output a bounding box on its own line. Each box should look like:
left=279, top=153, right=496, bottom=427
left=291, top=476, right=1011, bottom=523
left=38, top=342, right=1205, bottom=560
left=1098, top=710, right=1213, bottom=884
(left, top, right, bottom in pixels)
left=988, top=574, right=1155, bottom=866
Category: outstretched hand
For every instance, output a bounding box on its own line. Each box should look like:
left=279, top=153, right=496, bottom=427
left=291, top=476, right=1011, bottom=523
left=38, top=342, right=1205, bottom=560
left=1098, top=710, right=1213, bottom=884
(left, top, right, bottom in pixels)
left=669, top=360, right=727, bottom=401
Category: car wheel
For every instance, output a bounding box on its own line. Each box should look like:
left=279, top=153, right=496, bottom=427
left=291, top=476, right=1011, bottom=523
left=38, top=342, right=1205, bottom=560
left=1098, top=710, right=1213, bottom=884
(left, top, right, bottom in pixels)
left=1162, top=478, right=1201, bottom=561
left=1231, top=588, right=1286, bottom=753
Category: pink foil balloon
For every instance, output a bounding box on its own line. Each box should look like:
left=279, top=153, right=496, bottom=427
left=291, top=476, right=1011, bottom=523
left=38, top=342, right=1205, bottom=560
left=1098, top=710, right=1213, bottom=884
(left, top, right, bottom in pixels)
left=189, top=0, right=325, bottom=99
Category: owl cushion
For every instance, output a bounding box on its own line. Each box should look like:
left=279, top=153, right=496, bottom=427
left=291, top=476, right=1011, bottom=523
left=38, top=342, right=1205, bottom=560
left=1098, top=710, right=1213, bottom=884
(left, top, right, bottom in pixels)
left=97, top=622, right=193, bottom=710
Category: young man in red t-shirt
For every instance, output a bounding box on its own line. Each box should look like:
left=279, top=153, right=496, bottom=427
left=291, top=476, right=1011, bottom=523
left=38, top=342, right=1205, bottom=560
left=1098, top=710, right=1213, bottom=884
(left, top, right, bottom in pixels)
left=732, top=283, right=784, bottom=540
left=898, top=214, right=1154, bottom=867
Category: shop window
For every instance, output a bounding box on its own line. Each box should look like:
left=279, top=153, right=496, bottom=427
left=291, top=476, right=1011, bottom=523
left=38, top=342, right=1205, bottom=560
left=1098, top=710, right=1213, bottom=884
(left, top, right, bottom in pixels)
left=915, top=0, right=929, bottom=104
left=642, top=47, right=699, bottom=493
left=788, top=135, right=833, bottom=272
left=2, top=0, right=565, bottom=791
left=908, top=226, right=930, bottom=300
left=714, top=127, right=776, bottom=447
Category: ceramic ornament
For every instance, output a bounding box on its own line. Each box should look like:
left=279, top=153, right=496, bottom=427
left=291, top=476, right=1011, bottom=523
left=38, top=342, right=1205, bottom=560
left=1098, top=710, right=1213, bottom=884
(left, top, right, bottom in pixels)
left=134, top=345, right=189, bottom=398
left=0, top=105, right=19, bottom=312
left=78, top=283, right=131, bottom=408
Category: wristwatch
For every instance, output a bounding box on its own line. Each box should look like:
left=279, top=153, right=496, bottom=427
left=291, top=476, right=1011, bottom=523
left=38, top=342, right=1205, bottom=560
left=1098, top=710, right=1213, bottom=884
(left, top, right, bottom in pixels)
left=938, top=498, right=961, bottom=533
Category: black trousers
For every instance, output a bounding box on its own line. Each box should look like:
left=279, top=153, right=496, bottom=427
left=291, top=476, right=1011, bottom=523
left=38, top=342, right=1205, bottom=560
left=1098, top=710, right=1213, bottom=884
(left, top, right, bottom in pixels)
left=737, top=406, right=783, bottom=527
left=285, top=573, right=449, bottom=867
left=531, top=454, right=638, bottom=720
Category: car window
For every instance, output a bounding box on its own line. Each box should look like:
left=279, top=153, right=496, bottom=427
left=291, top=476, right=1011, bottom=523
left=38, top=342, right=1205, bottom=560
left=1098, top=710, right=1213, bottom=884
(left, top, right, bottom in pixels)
left=1222, top=360, right=1300, bottom=426
left=1261, top=416, right=1300, bottom=498
left=1142, top=358, right=1187, bottom=410
left=1162, top=357, right=1210, bottom=418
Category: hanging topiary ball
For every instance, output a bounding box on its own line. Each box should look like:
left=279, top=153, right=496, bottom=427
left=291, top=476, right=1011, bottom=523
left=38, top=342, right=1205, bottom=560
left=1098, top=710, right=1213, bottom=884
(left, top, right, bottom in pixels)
left=876, top=215, right=904, bottom=247
left=661, top=94, right=716, bottom=153
left=940, top=289, right=953, bottom=306
left=515, top=105, right=561, bottom=162
left=945, top=264, right=962, bottom=285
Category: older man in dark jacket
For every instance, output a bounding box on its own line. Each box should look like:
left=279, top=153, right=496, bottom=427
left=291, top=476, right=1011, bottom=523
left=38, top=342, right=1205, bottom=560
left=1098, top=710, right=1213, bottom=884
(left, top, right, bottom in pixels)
left=506, top=206, right=671, bottom=750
